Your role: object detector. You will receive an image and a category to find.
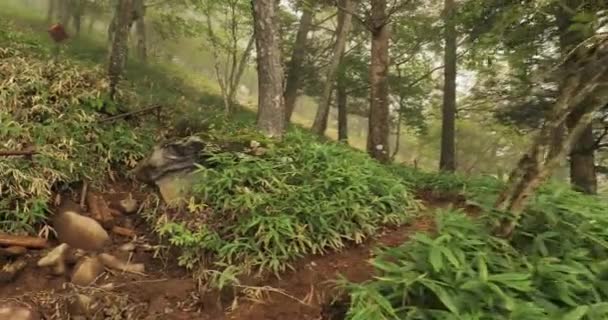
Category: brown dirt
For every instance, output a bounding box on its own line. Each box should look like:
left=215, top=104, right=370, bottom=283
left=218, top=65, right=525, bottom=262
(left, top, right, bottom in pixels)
left=0, top=186, right=471, bottom=320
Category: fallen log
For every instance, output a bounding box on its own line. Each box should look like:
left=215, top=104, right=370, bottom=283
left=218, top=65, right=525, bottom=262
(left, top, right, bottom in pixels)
left=0, top=234, right=48, bottom=249
left=111, top=226, right=136, bottom=238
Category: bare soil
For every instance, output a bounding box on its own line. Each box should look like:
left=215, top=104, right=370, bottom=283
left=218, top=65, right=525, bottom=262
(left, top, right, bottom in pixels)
left=0, top=187, right=466, bottom=320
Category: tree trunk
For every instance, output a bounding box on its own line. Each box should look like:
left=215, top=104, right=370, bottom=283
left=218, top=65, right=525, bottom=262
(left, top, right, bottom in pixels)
left=58, top=0, right=70, bottom=28
left=284, top=1, right=315, bottom=124
left=556, top=1, right=598, bottom=194
left=439, top=0, right=457, bottom=172
left=134, top=0, right=147, bottom=62
left=252, top=0, right=286, bottom=138
left=228, top=35, right=256, bottom=105
left=311, top=0, right=353, bottom=136
left=71, top=0, right=84, bottom=36
left=47, top=0, right=57, bottom=24
left=108, top=0, right=133, bottom=100
left=367, top=0, right=391, bottom=163
left=494, top=39, right=608, bottom=237
left=337, top=74, right=348, bottom=142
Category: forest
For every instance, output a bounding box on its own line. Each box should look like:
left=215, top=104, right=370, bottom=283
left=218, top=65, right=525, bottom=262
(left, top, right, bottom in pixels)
left=1, top=0, right=608, bottom=319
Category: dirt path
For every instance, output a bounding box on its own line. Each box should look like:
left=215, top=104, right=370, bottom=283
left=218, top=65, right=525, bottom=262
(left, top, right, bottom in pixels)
left=0, top=189, right=457, bottom=320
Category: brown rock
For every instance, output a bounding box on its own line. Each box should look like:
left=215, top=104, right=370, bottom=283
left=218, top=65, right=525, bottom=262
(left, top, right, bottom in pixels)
left=71, top=256, right=104, bottom=286
left=37, top=243, right=70, bottom=275
left=155, top=172, right=196, bottom=206
left=0, top=302, right=40, bottom=320
left=53, top=206, right=110, bottom=252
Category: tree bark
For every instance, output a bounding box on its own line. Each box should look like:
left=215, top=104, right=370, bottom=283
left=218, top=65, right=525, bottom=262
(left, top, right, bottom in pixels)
left=71, top=0, right=84, bottom=36
left=337, top=74, right=348, bottom=142
left=494, top=38, right=608, bottom=237
left=284, top=1, right=315, bottom=124
left=311, top=0, right=353, bottom=136
left=367, top=0, right=391, bottom=163
left=439, top=0, right=457, bottom=172
left=47, top=0, right=57, bottom=24
left=134, top=0, right=147, bottom=62
left=556, top=1, right=598, bottom=194
left=58, top=0, right=71, bottom=28
left=108, top=0, right=133, bottom=100
left=252, top=0, right=286, bottom=138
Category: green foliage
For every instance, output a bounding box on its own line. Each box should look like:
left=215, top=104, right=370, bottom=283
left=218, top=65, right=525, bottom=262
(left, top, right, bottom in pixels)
left=153, top=129, right=419, bottom=276
left=0, top=21, right=157, bottom=233
left=342, top=174, right=608, bottom=319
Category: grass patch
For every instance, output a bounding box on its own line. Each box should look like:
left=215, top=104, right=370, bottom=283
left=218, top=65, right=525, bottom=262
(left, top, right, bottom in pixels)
left=150, top=128, right=420, bottom=277
left=341, top=173, right=608, bottom=319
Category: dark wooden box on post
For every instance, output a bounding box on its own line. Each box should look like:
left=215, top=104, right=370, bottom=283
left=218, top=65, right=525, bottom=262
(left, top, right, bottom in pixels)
left=48, top=23, right=68, bottom=43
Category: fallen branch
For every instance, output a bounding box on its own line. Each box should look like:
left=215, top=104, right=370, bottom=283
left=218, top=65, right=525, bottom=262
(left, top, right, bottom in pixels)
left=0, top=234, right=48, bottom=249
left=112, top=226, right=136, bottom=238
left=97, top=105, right=162, bottom=123
left=0, top=149, right=37, bottom=157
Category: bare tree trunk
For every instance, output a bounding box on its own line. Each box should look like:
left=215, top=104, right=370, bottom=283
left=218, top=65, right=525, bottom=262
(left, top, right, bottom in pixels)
left=494, top=39, right=608, bottom=237
left=134, top=0, right=147, bottom=62
left=228, top=35, right=256, bottom=105
left=367, top=0, right=391, bottom=163
left=47, top=0, right=57, bottom=24
left=252, top=0, right=286, bottom=138
left=556, top=1, right=598, bottom=194
left=439, top=0, right=457, bottom=172
left=58, top=0, right=71, bottom=28
left=108, top=0, right=133, bottom=100
left=311, top=0, right=353, bottom=136
left=71, top=0, right=84, bottom=37
left=337, top=74, right=348, bottom=142
left=284, top=1, right=315, bottom=124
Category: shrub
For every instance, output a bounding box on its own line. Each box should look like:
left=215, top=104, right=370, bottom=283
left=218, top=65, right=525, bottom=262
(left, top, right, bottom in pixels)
left=342, top=185, right=608, bottom=320
left=154, top=129, right=420, bottom=276
left=0, top=25, right=157, bottom=233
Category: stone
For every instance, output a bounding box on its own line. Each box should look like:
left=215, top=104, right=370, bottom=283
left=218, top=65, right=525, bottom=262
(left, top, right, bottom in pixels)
left=99, top=253, right=145, bottom=274
left=71, top=256, right=104, bottom=286
left=155, top=171, right=197, bottom=205
left=37, top=243, right=70, bottom=275
left=53, top=204, right=110, bottom=252
left=0, top=302, right=40, bottom=320
left=133, top=136, right=207, bottom=184
left=119, top=242, right=136, bottom=252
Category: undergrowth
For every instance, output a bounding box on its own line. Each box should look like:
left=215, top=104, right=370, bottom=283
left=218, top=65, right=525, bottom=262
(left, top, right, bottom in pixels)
left=0, top=21, right=159, bottom=232
left=152, top=128, right=420, bottom=277
left=342, top=173, right=608, bottom=319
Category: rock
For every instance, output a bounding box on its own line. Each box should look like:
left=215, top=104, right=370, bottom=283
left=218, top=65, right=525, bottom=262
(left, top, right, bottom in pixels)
left=119, top=243, right=136, bottom=252
left=0, top=246, right=27, bottom=256
left=0, top=302, right=40, bottom=320
left=155, top=172, right=197, bottom=205
left=133, top=136, right=207, bottom=184
left=0, top=258, right=27, bottom=283
left=71, top=256, right=104, bottom=286
left=53, top=202, right=110, bottom=252
left=119, top=196, right=138, bottom=214
left=99, top=253, right=145, bottom=274
left=37, top=243, right=70, bottom=275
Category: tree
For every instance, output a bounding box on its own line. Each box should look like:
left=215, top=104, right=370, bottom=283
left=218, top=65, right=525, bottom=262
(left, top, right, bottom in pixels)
left=252, top=0, right=286, bottom=138
left=495, top=37, right=608, bottom=237
left=203, top=0, right=255, bottom=114
left=439, top=0, right=456, bottom=171
left=367, top=0, right=391, bottom=163
left=133, top=0, right=147, bottom=62
left=311, top=0, right=354, bottom=136
left=556, top=1, right=597, bottom=194
left=337, top=64, right=348, bottom=142
left=284, top=0, right=316, bottom=124
left=108, top=0, right=133, bottom=100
